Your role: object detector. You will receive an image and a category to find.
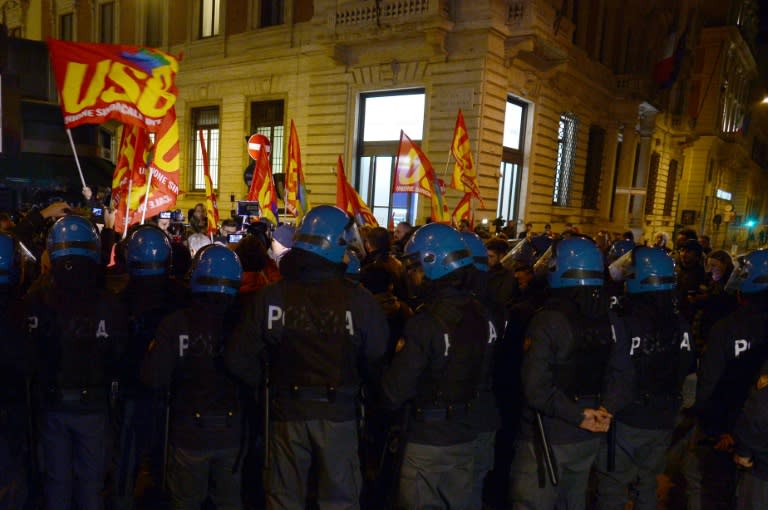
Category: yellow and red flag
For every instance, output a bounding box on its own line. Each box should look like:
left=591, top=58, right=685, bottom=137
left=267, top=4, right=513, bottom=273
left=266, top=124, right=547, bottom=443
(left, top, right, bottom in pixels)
left=112, top=114, right=181, bottom=232
left=248, top=147, right=280, bottom=225
left=393, top=130, right=450, bottom=223
left=449, top=109, right=483, bottom=205
left=452, top=193, right=474, bottom=229
left=336, top=156, right=378, bottom=227
left=47, top=39, right=180, bottom=132
left=199, top=129, right=219, bottom=236
left=284, top=120, right=310, bottom=221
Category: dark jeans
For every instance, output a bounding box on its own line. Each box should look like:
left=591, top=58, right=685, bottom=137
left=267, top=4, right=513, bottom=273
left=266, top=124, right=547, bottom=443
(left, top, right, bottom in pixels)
left=41, top=411, right=107, bottom=510
left=398, top=440, right=475, bottom=510
left=594, top=423, right=671, bottom=510
left=167, top=445, right=242, bottom=510
left=267, top=419, right=361, bottom=510
left=470, top=431, right=495, bottom=510
left=508, top=438, right=601, bottom=510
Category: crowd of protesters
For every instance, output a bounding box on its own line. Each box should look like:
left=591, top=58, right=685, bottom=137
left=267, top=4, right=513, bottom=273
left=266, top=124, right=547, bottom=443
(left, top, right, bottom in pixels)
left=1, top=191, right=768, bottom=510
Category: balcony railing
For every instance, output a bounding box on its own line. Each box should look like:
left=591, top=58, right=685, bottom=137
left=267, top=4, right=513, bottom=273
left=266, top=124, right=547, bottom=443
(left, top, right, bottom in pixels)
left=334, top=0, right=448, bottom=28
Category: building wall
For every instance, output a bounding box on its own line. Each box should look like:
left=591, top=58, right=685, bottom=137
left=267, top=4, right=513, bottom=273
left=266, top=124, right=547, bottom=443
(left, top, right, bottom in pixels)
left=14, top=0, right=768, bottom=248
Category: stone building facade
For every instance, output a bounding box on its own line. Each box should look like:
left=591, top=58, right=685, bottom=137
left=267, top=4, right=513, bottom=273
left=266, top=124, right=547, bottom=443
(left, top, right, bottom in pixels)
left=4, top=0, right=767, bottom=247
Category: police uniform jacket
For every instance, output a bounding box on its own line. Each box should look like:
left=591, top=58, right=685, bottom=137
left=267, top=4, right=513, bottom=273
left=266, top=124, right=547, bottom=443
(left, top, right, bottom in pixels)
left=734, top=359, right=768, bottom=480
left=381, top=285, right=496, bottom=446
left=695, top=303, right=768, bottom=437
left=141, top=306, right=243, bottom=450
left=24, top=282, right=128, bottom=413
left=519, top=295, right=632, bottom=444
left=613, top=297, right=695, bottom=430
left=226, top=248, right=389, bottom=422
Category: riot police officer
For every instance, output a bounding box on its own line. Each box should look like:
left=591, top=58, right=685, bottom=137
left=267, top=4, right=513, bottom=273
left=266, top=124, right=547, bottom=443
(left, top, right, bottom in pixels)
left=140, top=244, right=244, bottom=509
left=508, top=235, right=632, bottom=510
left=381, top=223, right=497, bottom=509
left=0, top=232, right=31, bottom=508
left=595, top=247, right=695, bottom=510
left=226, top=205, right=389, bottom=510
left=24, top=215, right=128, bottom=510
left=115, top=224, right=187, bottom=509
left=459, top=231, right=504, bottom=510
left=688, top=249, right=768, bottom=509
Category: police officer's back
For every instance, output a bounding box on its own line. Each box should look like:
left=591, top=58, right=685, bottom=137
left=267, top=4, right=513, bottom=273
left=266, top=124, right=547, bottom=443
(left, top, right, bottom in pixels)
left=595, top=247, right=695, bottom=510
left=688, top=249, right=768, bottom=510
left=381, top=223, right=496, bottom=510
left=24, top=215, right=128, bottom=510
left=141, top=244, right=245, bottom=509
left=226, top=205, right=389, bottom=510
left=115, top=225, right=188, bottom=509
left=509, top=236, right=632, bottom=510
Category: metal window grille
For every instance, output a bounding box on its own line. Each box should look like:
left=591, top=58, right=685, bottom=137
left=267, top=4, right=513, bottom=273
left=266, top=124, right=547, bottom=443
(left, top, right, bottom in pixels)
left=192, top=107, right=220, bottom=190
left=251, top=100, right=285, bottom=172
left=60, top=13, right=73, bottom=40
left=582, top=125, right=605, bottom=210
left=663, top=159, right=678, bottom=216
left=553, top=113, right=578, bottom=206
left=645, top=152, right=660, bottom=215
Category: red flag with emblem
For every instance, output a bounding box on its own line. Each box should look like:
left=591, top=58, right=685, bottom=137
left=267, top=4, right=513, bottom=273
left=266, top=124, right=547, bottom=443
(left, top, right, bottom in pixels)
left=393, top=130, right=450, bottom=223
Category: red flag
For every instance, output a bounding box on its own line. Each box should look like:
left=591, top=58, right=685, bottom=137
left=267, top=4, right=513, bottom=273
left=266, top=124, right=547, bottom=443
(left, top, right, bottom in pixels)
left=449, top=109, right=484, bottom=206
left=112, top=115, right=180, bottom=232
left=336, top=156, right=378, bottom=226
left=199, top=129, right=219, bottom=236
left=393, top=130, right=450, bottom=223
left=451, top=193, right=473, bottom=229
left=284, top=120, right=310, bottom=220
left=388, top=211, right=395, bottom=232
left=248, top=147, right=280, bottom=225
left=47, top=39, right=180, bottom=132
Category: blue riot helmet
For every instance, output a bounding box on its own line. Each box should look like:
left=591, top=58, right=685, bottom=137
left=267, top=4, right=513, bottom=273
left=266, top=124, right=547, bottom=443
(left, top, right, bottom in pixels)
left=46, top=215, right=100, bottom=263
left=293, top=205, right=363, bottom=264
left=609, top=246, right=675, bottom=293
left=190, top=244, right=243, bottom=295
left=126, top=224, right=172, bottom=277
left=725, top=249, right=768, bottom=294
left=404, top=223, right=473, bottom=281
left=607, top=239, right=635, bottom=264
left=459, top=232, right=489, bottom=272
left=0, top=232, right=21, bottom=287
left=540, top=235, right=604, bottom=288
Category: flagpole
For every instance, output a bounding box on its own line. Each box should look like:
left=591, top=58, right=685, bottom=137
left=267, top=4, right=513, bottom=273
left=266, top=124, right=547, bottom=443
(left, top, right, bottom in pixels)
left=122, top=177, right=132, bottom=239
left=140, top=170, right=153, bottom=225
left=66, top=128, right=87, bottom=190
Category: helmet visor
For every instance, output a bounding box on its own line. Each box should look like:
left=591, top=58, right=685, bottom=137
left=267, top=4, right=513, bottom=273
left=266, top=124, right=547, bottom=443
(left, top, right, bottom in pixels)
left=608, top=250, right=633, bottom=282
left=342, top=219, right=366, bottom=259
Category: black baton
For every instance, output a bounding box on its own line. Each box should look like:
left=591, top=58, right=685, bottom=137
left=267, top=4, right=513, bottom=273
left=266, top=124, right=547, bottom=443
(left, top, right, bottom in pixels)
left=536, top=411, right=559, bottom=486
